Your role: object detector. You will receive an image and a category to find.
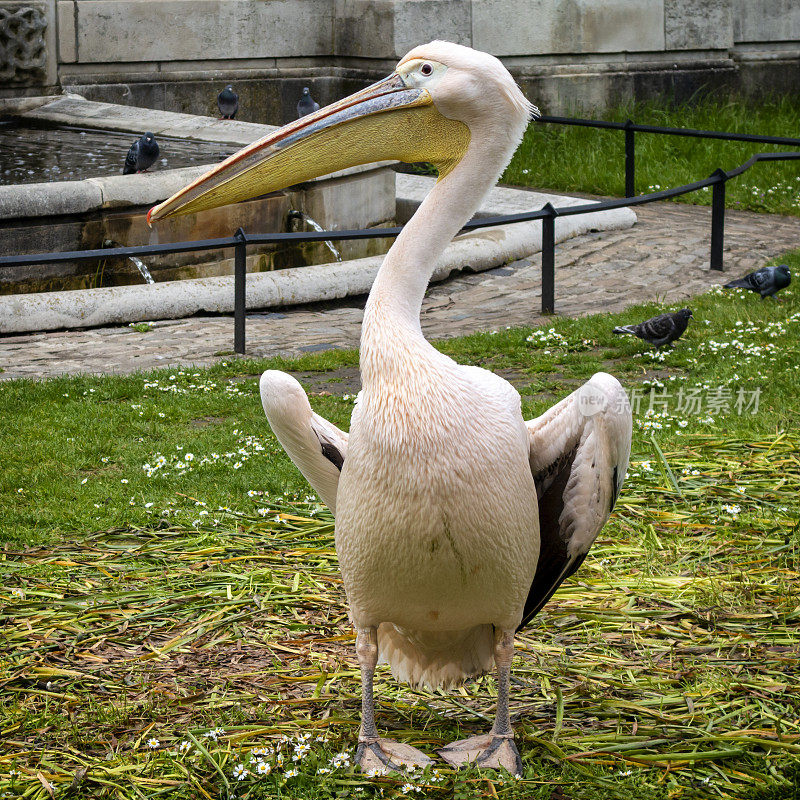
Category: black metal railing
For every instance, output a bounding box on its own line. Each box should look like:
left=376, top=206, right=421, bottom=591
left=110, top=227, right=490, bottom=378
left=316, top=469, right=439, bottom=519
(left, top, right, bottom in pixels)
left=1, top=116, right=798, bottom=355
left=538, top=114, right=800, bottom=198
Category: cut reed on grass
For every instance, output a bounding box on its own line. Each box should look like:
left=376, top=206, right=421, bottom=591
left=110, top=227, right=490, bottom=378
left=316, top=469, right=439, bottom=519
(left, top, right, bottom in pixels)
left=2, top=433, right=798, bottom=799
left=2, top=272, right=800, bottom=798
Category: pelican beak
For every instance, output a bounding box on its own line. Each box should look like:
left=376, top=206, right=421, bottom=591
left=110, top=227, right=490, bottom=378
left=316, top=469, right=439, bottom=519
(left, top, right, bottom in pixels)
left=147, top=73, right=470, bottom=224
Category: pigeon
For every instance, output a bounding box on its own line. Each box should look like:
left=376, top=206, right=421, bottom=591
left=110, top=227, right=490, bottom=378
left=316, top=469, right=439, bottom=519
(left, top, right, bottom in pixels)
left=724, top=265, right=791, bottom=298
left=297, top=86, right=320, bottom=118
left=217, top=85, right=239, bottom=119
left=613, top=308, right=693, bottom=348
left=122, top=132, right=159, bottom=174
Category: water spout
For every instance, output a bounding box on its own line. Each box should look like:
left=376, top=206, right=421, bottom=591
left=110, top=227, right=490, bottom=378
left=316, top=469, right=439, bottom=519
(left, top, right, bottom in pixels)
left=288, top=210, right=342, bottom=262
left=103, top=239, right=156, bottom=284
left=129, top=255, right=155, bottom=284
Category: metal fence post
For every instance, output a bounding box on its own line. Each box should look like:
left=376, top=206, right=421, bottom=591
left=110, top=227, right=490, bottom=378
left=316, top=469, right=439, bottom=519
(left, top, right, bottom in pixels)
left=710, top=168, right=727, bottom=271
left=624, top=119, right=635, bottom=198
left=541, top=203, right=557, bottom=314
left=234, top=228, right=247, bottom=354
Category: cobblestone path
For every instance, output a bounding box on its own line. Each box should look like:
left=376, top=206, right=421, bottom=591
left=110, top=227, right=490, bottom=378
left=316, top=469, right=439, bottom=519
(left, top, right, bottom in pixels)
left=1, top=201, right=797, bottom=380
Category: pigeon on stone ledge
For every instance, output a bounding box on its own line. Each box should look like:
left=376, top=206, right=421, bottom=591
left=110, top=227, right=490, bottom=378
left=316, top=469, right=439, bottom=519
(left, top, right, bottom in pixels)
left=297, top=87, right=320, bottom=118
left=613, top=308, right=693, bottom=348
left=724, top=265, right=791, bottom=298
left=217, top=85, right=239, bottom=119
left=123, top=132, right=160, bottom=174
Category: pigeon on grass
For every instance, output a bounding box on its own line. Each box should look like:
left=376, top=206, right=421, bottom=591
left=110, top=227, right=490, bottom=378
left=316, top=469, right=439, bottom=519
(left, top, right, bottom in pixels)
left=724, top=265, right=790, bottom=298
left=613, top=308, right=693, bottom=348
left=217, top=85, right=239, bottom=119
left=297, top=87, right=320, bottom=118
left=122, top=133, right=159, bottom=174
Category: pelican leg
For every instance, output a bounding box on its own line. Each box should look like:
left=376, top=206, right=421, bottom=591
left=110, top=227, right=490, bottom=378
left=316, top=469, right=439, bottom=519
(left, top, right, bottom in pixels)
left=355, top=627, right=433, bottom=774
left=439, top=629, right=523, bottom=776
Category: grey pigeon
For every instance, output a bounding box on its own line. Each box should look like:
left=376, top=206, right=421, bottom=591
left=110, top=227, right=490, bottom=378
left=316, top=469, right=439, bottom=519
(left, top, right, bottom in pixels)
left=297, top=87, right=320, bottom=118
left=122, top=132, right=159, bottom=174
left=217, top=85, right=238, bottom=119
left=613, top=308, right=693, bottom=348
left=724, top=265, right=791, bottom=298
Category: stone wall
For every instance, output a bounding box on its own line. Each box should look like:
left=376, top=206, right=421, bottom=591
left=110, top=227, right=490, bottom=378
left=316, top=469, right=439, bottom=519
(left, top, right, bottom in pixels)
left=1, top=0, right=798, bottom=118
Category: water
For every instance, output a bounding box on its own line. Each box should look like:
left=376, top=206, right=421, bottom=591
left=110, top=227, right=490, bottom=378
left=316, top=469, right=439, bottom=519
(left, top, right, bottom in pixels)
left=129, top=255, right=155, bottom=284
left=292, top=211, right=342, bottom=262
left=0, top=120, right=236, bottom=185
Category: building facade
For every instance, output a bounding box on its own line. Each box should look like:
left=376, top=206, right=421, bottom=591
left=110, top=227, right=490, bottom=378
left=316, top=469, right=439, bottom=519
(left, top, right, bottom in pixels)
left=2, top=0, right=799, bottom=120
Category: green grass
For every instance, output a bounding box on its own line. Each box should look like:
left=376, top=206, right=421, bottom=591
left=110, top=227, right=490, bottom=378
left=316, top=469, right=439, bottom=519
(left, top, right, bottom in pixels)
left=504, top=95, right=800, bottom=216
left=2, top=253, right=799, bottom=799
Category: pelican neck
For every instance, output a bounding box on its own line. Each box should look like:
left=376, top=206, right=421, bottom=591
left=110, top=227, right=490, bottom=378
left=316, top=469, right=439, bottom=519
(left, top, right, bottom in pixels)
left=362, top=143, right=510, bottom=342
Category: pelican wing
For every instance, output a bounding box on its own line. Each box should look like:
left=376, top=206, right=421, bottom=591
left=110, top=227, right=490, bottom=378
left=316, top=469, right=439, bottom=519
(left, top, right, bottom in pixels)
left=259, top=370, right=348, bottom=515
left=519, top=372, right=631, bottom=630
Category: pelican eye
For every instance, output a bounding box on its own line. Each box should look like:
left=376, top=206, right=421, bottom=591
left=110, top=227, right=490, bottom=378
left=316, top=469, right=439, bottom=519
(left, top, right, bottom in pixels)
left=420, top=63, right=433, bottom=76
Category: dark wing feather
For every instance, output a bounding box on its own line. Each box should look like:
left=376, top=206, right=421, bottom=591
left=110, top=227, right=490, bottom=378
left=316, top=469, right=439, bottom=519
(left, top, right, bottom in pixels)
left=520, top=373, right=632, bottom=631
left=123, top=141, right=138, bottom=174
left=726, top=269, right=767, bottom=292
left=518, top=447, right=582, bottom=629
left=638, top=313, right=674, bottom=340
left=319, top=438, right=344, bottom=471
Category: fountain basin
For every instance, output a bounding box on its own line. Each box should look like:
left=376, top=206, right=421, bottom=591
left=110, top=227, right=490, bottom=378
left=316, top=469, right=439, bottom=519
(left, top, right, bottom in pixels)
left=0, top=95, right=396, bottom=294
left=0, top=175, right=638, bottom=334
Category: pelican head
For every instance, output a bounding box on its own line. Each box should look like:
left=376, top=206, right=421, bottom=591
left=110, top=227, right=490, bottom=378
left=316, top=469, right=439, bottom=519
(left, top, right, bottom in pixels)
left=147, top=41, right=537, bottom=223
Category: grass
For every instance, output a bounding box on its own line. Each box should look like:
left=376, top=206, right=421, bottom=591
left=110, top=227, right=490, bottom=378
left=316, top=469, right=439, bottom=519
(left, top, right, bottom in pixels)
left=2, top=252, right=800, bottom=799
left=503, top=95, right=800, bottom=217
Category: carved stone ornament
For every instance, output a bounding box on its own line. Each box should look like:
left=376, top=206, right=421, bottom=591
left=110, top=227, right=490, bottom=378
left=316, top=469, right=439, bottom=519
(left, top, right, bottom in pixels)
left=0, top=2, right=48, bottom=83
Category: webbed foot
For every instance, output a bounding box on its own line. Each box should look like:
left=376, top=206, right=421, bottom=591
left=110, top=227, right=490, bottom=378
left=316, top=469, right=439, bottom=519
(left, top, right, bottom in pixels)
left=357, top=738, right=434, bottom=775
left=439, top=733, right=523, bottom=775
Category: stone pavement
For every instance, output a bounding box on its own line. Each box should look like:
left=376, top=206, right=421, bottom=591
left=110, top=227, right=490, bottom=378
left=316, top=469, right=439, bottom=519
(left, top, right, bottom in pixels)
left=1, top=201, right=798, bottom=380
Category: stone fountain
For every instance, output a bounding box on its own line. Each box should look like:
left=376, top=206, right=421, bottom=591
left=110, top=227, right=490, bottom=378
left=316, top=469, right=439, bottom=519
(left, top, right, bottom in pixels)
left=0, top=94, right=396, bottom=295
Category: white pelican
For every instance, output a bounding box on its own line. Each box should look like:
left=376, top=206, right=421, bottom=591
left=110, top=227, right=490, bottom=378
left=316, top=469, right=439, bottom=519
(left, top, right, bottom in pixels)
left=149, top=41, right=632, bottom=776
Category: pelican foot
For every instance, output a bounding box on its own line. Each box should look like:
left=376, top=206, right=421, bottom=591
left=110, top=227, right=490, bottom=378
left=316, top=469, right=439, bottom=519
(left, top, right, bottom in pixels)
left=356, top=738, right=434, bottom=775
left=438, top=733, right=523, bottom=776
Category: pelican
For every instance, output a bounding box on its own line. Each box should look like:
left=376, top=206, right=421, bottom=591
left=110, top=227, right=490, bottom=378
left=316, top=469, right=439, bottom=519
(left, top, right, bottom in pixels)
left=149, top=41, right=632, bottom=776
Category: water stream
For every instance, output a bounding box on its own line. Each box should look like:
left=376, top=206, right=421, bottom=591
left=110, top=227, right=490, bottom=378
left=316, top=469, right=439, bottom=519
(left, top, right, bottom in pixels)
left=291, top=211, right=342, bottom=262
left=128, top=255, right=155, bottom=284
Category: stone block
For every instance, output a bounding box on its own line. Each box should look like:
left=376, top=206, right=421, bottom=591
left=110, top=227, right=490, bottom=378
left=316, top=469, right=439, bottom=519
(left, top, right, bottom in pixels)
left=300, top=168, right=396, bottom=232
left=472, top=0, right=665, bottom=56
left=57, top=0, right=74, bottom=62
left=334, top=0, right=394, bottom=59
left=334, top=0, right=470, bottom=59
left=665, top=0, right=732, bottom=50
left=732, top=0, right=800, bottom=42
left=393, top=1, right=471, bottom=57
left=72, top=0, right=332, bottom=63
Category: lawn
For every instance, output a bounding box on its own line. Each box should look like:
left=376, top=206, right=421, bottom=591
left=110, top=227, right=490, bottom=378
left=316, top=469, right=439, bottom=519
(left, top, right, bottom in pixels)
left=2, top=245, right=799, bottom=799
left=503, top=95, right=800, bottom=217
